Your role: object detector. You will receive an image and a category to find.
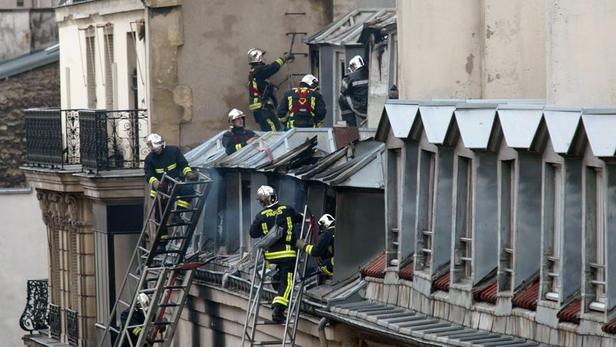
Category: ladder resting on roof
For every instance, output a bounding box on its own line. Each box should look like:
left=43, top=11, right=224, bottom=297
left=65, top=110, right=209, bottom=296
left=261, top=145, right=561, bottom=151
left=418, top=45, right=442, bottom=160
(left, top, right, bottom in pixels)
left=96, top=173, right=212, bottom=347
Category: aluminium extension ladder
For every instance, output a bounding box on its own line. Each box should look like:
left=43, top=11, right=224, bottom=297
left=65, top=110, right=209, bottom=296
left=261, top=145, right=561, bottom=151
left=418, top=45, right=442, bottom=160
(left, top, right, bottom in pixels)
left=97, top=173, right=212, bottom=347
left=241, top=205, right=317, bottom=346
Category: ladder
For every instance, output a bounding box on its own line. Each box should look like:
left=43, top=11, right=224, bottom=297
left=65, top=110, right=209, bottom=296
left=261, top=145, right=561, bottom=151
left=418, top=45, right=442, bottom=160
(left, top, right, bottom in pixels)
left=97, top=173, right=212, bottom=347
left=241, top=206, right=316, bottom=347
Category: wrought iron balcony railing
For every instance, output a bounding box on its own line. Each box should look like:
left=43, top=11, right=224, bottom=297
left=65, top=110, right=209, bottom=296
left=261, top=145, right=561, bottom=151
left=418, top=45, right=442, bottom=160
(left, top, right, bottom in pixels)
left=24, top=108, right=148, bottom=172
left=19, top=279, right=48, bottom=333
left=48, top=303, right=61, bottom=340
left=67, top=309, right=78, bottom=346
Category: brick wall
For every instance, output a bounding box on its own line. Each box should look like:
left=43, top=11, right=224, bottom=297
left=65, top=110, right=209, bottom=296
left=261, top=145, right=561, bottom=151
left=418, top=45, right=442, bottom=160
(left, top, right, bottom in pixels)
left=0, top=63, right=59, bottom=187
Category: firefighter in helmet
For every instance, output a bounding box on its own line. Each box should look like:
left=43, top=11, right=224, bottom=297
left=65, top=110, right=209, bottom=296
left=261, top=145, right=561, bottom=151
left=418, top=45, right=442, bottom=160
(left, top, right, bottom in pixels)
left=296, top=213, right=335, bottom=282
left=277, top=74, right=326, bottom=129
left=221, top=108, right=257, bottom=155
left=249, top=185, right=303, bottom=323
left=120, top=293, right=150, bottom=347
left=338, top=55, right=368, bottom=127
left=247, top=48, right=294, bottom=132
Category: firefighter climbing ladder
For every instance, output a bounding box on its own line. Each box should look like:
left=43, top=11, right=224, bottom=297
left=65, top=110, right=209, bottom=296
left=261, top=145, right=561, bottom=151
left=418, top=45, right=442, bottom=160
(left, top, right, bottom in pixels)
left=241, top=205, right=315, bottom=347
left=97, top=173, right=212, bottom=347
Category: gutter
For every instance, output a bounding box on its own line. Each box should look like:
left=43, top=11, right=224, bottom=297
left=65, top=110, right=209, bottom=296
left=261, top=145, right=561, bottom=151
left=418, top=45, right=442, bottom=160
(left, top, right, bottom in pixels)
left=315, top=309, right=445, bottom=347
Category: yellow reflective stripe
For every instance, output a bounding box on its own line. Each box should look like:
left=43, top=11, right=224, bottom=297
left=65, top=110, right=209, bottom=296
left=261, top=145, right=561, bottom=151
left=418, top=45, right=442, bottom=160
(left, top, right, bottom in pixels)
left=320, top=265, right=333, bottom=277
left=311, top=97, right=316, bottom=113
left=264, top=250, right=297, bottom=259
left=249, top=102, right=262, bottom=110
left=150, top=190, right=157, bottom=198
left=283, top=272, right=293, bottom=300
left=266, top=118, right=276, bottom=131
left=132, top=326, right=142, bottom=335
left=176, top=199, right=190, bottom=208
left=261, top=222, right=269, bottom=235
left=155, top=168, right=165, bottom=174
left=273, top=296, right=289, bottom=306
left=182, top=166, right=192, bottom=175
left=275, top=58, right=284, bottom=66
left=235, top=144, right=242, bottom=151
left=148, top=176, right=158, bottom=185
left=288, top=95, right=293, bottom=110
left=331, top=257, right=334, bottom=265
left=286, top=217, right=293, bottom=242
left=160, top=234, right=169, bottom=240
left=167, top=163, right=177, bottom=171
left=305, top=244, right=313, bottom=255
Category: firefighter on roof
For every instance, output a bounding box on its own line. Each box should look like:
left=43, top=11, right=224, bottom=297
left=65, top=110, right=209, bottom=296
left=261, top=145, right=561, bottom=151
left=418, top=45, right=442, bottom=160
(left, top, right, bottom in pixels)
left=277, top=74, right=326, bottom=129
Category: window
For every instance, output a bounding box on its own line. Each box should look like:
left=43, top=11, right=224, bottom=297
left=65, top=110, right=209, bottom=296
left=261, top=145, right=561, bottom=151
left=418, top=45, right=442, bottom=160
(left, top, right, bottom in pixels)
left=543, top=163, right=562, bottom=301
left=416, top=150, right=436, bottom=271
left=127, top=32, right=138, bottom=109
left=586, top=167, right=606, bottom=312
left=104, top=26, right=114, bottom=110
left=387, top=149, right=402, bottom=266
left=85, top=28, right=97, bottom=108
left=453, top=156, right=472, bottom=282
left=499, top=160, right=515, bottom=292
left=17, top=0, right=24, bottom=7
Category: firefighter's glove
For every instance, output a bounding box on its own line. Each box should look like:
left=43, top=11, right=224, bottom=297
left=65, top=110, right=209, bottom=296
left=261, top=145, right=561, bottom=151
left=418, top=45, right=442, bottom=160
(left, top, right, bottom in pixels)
left=282, top=53, right=295, bottom=64
left=295, top=239, right=307, bottom=251
left=151, top=179, right=160, bottom=190
left=185, top=170, right=198, bottom=181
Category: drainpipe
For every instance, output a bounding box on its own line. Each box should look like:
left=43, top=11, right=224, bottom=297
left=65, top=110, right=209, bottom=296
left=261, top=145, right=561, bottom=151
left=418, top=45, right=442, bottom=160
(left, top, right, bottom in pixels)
left=318, top=317, right=329, bottom=347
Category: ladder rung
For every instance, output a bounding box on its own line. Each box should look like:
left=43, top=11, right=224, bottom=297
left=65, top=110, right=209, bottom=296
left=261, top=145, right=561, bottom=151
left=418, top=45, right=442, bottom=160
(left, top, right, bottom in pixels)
left=503, top=268, right=513, bottom=273
left=153, top=321, right=173, bottom=326
left=118, top=299, right=131, bottom=307
left=460, top=257, right=472, bottom=262
left=503, top=247, right=513, bottom=254
left=422, top=230, right=432, bottom=235
left=422, top=248, right=432, bottom=254
left=138, top=246, right=150, bottom=253
left=392, top=241, right=399, bottom=247
left=589, top=262, right=605, bottom=269
left=165, top=285, right=188, bottom=290
left=256, top=320, right=284, bottom=325
left=591, top=280, right=606, bottom=286
left=140, top=288, right=156, bottom=294
left=166, top=222, right=191, bottom=228
left=171, top=208, right=200, bottom=213
left=128, top=273, right=140, bottom=281
left=159, top=303, right=180, bottom=308
left=391, top=227, right=400, bottom=233
left=459, top=237, right=472, bottom=242
left=547, top=272, right=559, bottom=277
left=253, top=340, right=284, bottom=346
left=165, top=236, right=189, bottom=241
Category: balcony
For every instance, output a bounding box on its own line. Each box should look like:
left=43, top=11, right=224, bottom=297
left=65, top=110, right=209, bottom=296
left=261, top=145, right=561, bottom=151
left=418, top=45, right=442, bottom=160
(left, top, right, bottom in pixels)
left=24, top=108, right=148, bottom=173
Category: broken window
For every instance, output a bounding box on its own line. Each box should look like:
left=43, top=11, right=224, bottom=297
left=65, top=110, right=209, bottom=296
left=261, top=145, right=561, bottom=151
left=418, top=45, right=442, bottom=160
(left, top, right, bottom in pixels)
left=416, top=149, right=436, bottom=272
left=543, top=163, right=562, bottom=301
left=499, top=159, right=515, bottom=292
left=585, top=166, right=606, bottom=312
left=387, top=149, right=402, bottom=266
left=453, top=156, right=472, bottom=282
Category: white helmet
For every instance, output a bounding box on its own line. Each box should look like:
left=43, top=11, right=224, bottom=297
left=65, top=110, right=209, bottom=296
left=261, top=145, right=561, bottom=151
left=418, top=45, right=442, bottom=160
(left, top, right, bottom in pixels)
left=228, top=108, right=245, bottom=124
left=301, top=74, right=319, bottom=89
left=247, top=48, right=265, bottom=63
left=348, top=55, right=365, bottom=73
left=146, top=133, right=165, bottom=151
left=136, top=293, right=150, bottom=311
left=257, top=185, right=277, bottom=207
left=318, top=213, right=335, bottom=229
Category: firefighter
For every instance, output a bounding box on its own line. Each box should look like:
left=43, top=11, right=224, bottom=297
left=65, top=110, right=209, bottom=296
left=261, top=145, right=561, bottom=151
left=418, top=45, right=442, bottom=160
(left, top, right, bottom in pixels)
left=247, top=48, right=294, bottom=131
left=338, top=55, right=368, bottom=127
left=120, top=293, right=149, bottom=347
left=144, top=133, right=197, bottom=249
left=296, top=213, right=335, bottom=282
left=249, top=185, right=303, bottom=323
left=221, top=108, right=257, bottom=155
left=277, top=74, right=326, bottom=129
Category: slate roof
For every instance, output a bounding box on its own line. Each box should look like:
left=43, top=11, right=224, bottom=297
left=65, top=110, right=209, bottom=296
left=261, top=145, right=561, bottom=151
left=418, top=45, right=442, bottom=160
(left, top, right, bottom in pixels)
left=379, top=99, right=616, bottom=156
left=0, top=43, right=59, bottom=79
left=305, top=8, right=395, bottom=46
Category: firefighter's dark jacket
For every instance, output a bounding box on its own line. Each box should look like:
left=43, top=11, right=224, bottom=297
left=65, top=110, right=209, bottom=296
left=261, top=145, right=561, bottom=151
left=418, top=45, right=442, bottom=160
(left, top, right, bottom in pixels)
left=222, top=127, right=256, bottom=155
left=276, top=84, right=326, bottom=128
left=340, top=67, right=369, bottom=117
left=248, top=58, right=285, bottom=111
left=120, top=308, right=145, bottom=343
left=249, top=203, right=303, bottom=261
left=144, top=146, right=192, bottom=197
left=304, top=225, right=335, bottom=259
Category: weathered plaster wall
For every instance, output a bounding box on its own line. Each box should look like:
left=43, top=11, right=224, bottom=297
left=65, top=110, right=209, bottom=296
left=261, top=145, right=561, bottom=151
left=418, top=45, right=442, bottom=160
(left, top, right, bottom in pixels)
left=397, top=0, right=483, bottom=100
left=150, top=0, right=333, bottom=149
left=0, top=63, right=59, bottom=188
left=333, top=0, right=395, bottom=19
left=547, top=0, right=616, bottom=106
left=483, top=0, right=546, bottom=99
left=0, top=191, right=46, bottom=346
left=0, top=9, right=57, bottom=61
